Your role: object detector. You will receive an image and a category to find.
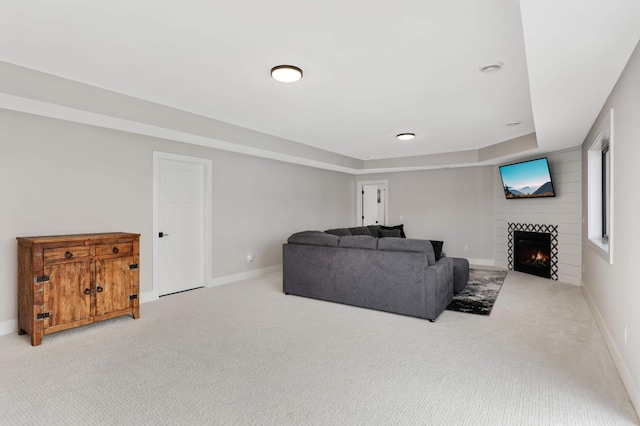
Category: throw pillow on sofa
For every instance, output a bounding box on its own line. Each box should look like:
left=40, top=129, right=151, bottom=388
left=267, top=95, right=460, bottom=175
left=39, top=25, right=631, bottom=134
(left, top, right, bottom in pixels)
left=367, top=225, right=381, bottom=238
left=325, top=228, right=351, bottom=237
left=379, top=228, right=401, bottom=238
left=380, top=224, right=406, bottom=238
left=348, top=226, right=373, bottom=236
left=429, top=240, right=444, bottom=260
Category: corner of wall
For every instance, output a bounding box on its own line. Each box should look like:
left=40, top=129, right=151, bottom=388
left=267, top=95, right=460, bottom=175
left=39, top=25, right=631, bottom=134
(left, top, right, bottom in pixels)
left=0, top=319, right=18, bottom=337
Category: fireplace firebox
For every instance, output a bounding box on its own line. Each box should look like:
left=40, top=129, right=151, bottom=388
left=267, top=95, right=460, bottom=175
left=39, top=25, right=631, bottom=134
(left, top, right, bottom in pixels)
left=513, top=231, right=551, bottom=278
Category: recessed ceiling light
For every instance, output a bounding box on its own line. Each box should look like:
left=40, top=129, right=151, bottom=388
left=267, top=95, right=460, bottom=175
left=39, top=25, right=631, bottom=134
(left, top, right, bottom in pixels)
left=396, top=133, right=415, bottom=141
left=480, top=62, right=503, bottom=73
left=506, top=121, right=521, bottom=126
left=271, top=65, right=303, bottom=83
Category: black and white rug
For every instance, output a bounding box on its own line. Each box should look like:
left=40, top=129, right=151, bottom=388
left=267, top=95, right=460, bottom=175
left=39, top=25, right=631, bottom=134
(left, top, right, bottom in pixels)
left=446, top=269, right=507, bottom=316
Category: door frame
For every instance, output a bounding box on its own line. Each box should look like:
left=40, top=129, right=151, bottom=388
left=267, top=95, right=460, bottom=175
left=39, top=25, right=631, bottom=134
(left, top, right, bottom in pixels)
left=152, top=151, right=213, bottom=299
left=356, top=180, right=388, bottom=226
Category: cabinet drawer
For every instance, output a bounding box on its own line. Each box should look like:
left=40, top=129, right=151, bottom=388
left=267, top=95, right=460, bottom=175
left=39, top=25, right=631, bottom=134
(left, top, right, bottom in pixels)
left=43, top=246, right=90, bottom=262
left=95, top=243, right=133, bottom=257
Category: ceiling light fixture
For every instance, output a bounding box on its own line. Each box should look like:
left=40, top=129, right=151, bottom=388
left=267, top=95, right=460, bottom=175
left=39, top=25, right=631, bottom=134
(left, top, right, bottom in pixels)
left=396, top=133, right=415, bottom=141
left=506, top=121, right=521, bottom=126
left=271, top=65, right=303, bottom=83
left=480, top=62, right=503, bottom=73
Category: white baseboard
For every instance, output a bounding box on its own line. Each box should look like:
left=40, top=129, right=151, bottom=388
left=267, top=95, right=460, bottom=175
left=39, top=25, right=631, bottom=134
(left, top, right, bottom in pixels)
left=582, top=283, right=640, bottom=417
left=140, top=291, right=159, bottom=304
left=467, top=258, right=495, bottom=267
left=0, top=319, right=18, bottom=337
left=208, top=264, right=282, bottom=288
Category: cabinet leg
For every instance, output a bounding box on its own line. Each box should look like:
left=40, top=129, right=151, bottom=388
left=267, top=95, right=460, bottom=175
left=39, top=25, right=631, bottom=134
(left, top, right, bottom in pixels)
left=18, top=328, right=26, bottom=335
left=132, top=307, right=140, bottom=319
left=30, top=333, right=43, bottom=346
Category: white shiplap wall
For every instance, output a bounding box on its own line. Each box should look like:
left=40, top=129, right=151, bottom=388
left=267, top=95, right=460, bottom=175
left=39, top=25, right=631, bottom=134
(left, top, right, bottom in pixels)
left=493, top=148, right=582, bottom=285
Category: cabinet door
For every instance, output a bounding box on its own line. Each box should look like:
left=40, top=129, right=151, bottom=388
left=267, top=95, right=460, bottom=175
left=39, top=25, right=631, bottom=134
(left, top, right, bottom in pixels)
left=44, top=261, right=92, bottom=329
left=94, top=256, right=133, bottom=316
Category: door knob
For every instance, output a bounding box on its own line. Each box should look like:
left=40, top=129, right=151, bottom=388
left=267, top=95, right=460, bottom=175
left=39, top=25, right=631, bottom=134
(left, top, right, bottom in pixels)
left=84, top=288, right=90, bottom=295
left=96, top=286, right=104, bottom=293
left=159, top=232, right=170, bottom=238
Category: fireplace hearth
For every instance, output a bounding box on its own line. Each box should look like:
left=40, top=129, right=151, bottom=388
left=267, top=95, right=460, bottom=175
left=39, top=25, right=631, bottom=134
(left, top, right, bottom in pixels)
left=514, top=231, right=551, bottom=278
left=507, top=223, right=558, bottom=280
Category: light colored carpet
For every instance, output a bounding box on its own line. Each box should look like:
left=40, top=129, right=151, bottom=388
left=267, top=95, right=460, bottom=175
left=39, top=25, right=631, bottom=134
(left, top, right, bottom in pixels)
left=0, top=270, right=637, bottom=425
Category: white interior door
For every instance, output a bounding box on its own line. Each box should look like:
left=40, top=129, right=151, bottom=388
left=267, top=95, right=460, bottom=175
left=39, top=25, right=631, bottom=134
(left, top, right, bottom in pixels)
left=158, top=158, right=205, bottom=295
left=362, top=184, right=384, bottom=226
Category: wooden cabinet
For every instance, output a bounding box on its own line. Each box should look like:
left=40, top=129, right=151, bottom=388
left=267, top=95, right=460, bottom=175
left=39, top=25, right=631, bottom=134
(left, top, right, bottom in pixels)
left=17, top=233, right=140, bottom=346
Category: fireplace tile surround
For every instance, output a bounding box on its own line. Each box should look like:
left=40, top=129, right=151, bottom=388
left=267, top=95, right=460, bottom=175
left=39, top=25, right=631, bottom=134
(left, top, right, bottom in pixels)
left=508, top=223, right=558, bottom=280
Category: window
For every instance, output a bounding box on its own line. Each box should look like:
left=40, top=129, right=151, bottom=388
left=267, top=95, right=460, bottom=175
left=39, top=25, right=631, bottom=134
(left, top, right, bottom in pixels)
left=587, top=109, right=613, bottom=263
left=601, top=146, right=610, bottom=241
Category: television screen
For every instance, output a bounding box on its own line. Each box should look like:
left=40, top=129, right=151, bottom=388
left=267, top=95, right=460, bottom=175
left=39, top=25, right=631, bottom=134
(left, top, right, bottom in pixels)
left=499, top=157, right=556, bottom=199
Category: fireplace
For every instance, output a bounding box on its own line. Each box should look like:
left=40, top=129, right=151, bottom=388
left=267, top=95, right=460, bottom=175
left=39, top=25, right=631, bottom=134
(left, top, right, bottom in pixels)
left=508, top=223, right=558, bottom=280
left=513, top=231, right=551, bottom=278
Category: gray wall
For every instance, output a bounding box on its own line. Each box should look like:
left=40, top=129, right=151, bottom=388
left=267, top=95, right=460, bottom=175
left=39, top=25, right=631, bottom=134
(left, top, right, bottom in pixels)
left=581, top=40, right=640, bottom=411
left=357, top=166, right=495, bottom=262
left=493, top=148, right=582, bottom=285
left=0, top=109, right=354, bottom=324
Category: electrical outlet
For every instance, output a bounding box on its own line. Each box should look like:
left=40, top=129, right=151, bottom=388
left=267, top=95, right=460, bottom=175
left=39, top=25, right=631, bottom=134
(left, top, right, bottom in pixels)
left=624, top=326, right=628, bottom=344
left=464, top=245, right=469, bottom=252
left=247, top=254, right=253, bottom=263
left=399, top=215, right=404, bottom=221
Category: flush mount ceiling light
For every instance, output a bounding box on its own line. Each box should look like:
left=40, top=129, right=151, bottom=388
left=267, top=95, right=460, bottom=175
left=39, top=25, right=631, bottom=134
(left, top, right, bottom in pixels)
left=506, top=121, right=521, bottom=126
left=480, top=62, right=503, bottom=73
left=396, top=133, right=415, bottom=141
left=271, top=65, right=303, bottom=83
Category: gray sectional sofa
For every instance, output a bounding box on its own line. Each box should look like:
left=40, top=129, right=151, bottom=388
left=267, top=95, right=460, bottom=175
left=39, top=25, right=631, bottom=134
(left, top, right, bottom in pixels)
left=283, top=228, right=464, bottom=321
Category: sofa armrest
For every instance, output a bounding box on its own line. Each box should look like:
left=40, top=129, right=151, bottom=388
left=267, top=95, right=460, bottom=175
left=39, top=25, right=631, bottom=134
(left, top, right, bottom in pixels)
left=423, top=258, right=454, bottom=319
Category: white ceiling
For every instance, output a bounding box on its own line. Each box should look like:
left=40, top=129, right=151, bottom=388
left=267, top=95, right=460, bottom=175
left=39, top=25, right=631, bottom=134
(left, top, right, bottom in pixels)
left=1, top=0, right=639, bottom=165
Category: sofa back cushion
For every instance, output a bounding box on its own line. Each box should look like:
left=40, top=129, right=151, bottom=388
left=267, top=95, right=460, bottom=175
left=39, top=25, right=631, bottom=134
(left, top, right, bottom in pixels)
left=338, top=235, right=378, bottom=250
left=324, top=228, right=352, bottom=237
left=288, top=231, right=340, bottom=247
left=377, top=238, right=436, bottom=265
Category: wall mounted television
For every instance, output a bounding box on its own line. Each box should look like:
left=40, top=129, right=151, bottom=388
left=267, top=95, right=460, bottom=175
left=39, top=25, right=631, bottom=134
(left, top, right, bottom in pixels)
left=499, top=157, right=556, bottom=199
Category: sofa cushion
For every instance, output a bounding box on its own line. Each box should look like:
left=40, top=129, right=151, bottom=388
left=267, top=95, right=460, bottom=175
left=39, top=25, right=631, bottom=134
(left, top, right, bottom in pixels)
left=325, top=228, right=352, bottom=237
left=380, top=224, right=406, bottom=238
left=377, top=238, right=436, bottom=265
left=367, top=225, right=381, bottom=238
left=430, top=240, right=444, bottom=260
left=288, top=231, right=340, bottom=247
left=348, top=226, right=373, bottom=236
left=379, top=228, right=402, bottom=238
left=339, top=235, right=378, bottom=250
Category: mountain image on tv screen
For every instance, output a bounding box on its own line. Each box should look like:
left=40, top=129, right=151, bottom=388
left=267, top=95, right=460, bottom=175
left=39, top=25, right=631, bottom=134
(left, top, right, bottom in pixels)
left=499, top=157, right=556, bottom=199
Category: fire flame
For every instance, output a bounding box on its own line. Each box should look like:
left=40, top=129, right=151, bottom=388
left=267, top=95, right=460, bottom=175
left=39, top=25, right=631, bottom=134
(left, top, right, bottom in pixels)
left=529, top=251, right=549, bottom=263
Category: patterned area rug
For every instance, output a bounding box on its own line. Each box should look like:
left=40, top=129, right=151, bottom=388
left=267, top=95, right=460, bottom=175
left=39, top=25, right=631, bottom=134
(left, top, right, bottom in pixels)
left=446, top=269, right=508, bottom=315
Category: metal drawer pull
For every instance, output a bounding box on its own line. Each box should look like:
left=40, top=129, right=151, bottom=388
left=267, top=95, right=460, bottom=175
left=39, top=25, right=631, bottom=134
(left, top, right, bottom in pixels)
left=113, top=247, right=119, bottom=254
left=65, top=251, right=73, bottom=259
